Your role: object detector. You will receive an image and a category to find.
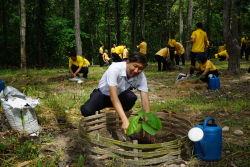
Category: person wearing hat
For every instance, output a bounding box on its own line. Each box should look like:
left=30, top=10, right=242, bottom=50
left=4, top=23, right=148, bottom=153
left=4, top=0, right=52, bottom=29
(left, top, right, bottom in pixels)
left=190, top=53, right=219, bottom=84
left=215, top=50, right=229, bottom=62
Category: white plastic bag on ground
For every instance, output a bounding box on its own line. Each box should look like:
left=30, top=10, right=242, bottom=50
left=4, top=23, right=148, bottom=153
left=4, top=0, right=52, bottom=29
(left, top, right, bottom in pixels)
left=69, top=77, right=87, bottom=83
left=175, top=73, right=190, bottom=84
left=0, top=86, right=40, bottom=136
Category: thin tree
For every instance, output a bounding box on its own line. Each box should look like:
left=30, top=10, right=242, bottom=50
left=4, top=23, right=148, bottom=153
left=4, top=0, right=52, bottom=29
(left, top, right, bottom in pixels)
left=75, top=0, right=82, bottom=56
left=116, top=0, right=120, bottom=45
left=141, top=0, right=145, bottom=39
left=223, top=0, right=241, bottom=74
left=206, top=0, right=211, bottom=37
left=2, top=1, right=7, bottom=65
left=108, top=0, right=111, bottom=55
left=185, top=0, right=193, bottom=60
left=179, top=0, right=183, bottom=44
left=20, top=0, right=27, bottom=72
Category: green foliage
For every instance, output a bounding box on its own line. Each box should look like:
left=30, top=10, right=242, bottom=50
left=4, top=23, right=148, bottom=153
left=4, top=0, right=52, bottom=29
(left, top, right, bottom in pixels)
left=20, top=110, right=25, bottom=129
left=0, top=141, right=7, bottom=151
left=126, top=109, right=162, bottom=136
left=75, top=155, right=84, bottom=167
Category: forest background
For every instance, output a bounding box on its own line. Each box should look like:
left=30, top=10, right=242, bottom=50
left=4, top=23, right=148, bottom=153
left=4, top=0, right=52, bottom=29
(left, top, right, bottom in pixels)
left=0, top=0, right=250, bottom=68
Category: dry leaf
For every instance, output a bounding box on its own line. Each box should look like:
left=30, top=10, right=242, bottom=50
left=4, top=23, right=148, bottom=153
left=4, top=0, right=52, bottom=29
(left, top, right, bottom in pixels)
left=21, top=87, right=25, bottom=90
left=53, top=92, right=57, bottom=96
left=223, top=75, right=230, bottom=78
left=228, top=92, right=231, bottom=94
left=26, top=83, right=31, bottom=85
left=58, top=82, right=62, bottom=85
left=17, top=160, right=33, bottom=167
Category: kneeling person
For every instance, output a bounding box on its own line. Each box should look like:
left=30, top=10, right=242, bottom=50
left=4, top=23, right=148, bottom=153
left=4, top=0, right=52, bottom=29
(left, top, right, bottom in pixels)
left=103, top=49, right=112, bottom=66
left=190, top=53, right=219, bottom=84
left=69, top=52, right=90, bottom=78
left=81, top=52, right=151, bottom=136
left=215, top=50, right=229, bottom=62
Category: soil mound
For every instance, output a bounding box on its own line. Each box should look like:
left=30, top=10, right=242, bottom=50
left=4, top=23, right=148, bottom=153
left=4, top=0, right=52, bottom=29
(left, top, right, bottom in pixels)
left=174, top=80, right=208, bottom=91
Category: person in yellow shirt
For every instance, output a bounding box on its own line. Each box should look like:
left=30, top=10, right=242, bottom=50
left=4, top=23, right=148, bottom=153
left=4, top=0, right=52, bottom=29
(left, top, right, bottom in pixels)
left=112, top=44, right=127, bottom=62
left=123, top=48, right=129, bottom=61
left=69, top=52, right=90, bottom=78
left=103, top=49, right=112, bottom=66
left=111, top=44, right=116, bottom=54
left=241, top=36, right=248, bottom=60
left=168, top=34, right=177, bottom=62
left=190, top=53, right=218, bottom=84
left=186, top=22, right=208, bottom=77
left=218, top=44, right=226, bottom=53
left=155, top=47, right=170, bottom=71
left=137, top=38, right=147, bottom=55
left=99, top=44, right=104, bottom=67
left=175, top=42, right=185, bottom=65
left=215, top=50, right=229, bottom=62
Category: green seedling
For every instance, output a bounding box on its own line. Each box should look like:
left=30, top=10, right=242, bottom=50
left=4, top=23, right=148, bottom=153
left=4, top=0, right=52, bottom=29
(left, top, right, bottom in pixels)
left=126, top=109, right=162, bottom=136
left=193, top=74, right=205, bottom=82
left=0, top=141, right=7, bottom=151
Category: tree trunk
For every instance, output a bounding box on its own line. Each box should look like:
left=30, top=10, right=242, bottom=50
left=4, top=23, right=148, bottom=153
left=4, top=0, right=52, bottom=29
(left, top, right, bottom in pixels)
left=2, top=2, right=7, bottom=65
left=165, top=0, right=168, bottom=45
left=185, top=0, right=193, bottom=60
left=206, top=0, right=211, bottom=37
left=116, top=0, right=120, bottom=45
left=223, top=0, right=240, bottom=74
left=108, top=0, right=111, bottom=55
left=141, top=0, right=145, bottom=39
left=20, top=0, right=27, bottom=72
left=133, top=0, right=137, bottom=52
left=61, top=0, right=65, bottom=18
left=179, top=0, right=183, bottom=44
left=90, top=29, right=95, bottom=65
left=74, top=0, right=82, bottom=56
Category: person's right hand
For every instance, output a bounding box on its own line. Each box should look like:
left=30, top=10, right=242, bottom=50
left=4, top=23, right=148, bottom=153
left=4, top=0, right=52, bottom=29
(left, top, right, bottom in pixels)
left=121, top=118, right=130, bottom=135
left=190, top=65, right=195, bottom=69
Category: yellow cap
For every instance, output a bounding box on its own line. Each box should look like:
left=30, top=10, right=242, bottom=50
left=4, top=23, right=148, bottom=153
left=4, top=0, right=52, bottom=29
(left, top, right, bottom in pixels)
left=215, top=54, right=218, bottom=58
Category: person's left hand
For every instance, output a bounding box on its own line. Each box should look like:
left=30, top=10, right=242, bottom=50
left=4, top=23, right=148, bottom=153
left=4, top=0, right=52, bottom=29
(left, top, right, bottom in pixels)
left=143, top=130, right=154, bottom=143
left=72, top=73, right=77, bottom=77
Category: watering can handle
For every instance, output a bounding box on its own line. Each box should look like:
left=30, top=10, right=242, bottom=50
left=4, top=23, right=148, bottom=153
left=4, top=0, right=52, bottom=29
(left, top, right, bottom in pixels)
left=203, top=117, right=215, bottom=129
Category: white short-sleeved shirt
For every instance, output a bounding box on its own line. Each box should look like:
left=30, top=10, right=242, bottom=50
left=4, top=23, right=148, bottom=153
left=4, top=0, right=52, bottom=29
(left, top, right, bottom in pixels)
left=98, top=62, right=148, bottom=96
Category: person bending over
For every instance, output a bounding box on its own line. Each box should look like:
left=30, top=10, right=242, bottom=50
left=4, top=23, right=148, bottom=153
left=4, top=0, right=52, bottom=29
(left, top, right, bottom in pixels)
left=80, top=52, right=152, bottom=140
left=103, top=49, right=112, bottom=66
left=175, top=42, right=185, bottom=65
left=190, top=53, right=219, bottom=84
left=69, top=52, right=90, bottom=78
left=215, top=50, right=229, bottom=62
left=155, top=46, right=170, bottom=71
left=112, top=44, right=127, bottom=62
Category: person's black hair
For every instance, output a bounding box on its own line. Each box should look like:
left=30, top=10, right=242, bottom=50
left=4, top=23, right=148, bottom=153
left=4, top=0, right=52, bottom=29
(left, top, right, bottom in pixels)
left=199, top=56, right=208, bottom=64
left=170, top=34, right=175, bottom=39
left=128, top=52, right=147, bottom=67
left=141, top=38, right=145, bottom=41
left=196, top=22, right=203, bottom=29
left=123, top=44, right=127, bottom=47
left=70, top=52, right=76, bottom=57
left=100, top=44, right=104, bottom=47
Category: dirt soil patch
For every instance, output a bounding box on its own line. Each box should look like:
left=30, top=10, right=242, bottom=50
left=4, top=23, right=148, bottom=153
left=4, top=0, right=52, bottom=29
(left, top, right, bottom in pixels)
left=173, top=80, right=208, bottom=92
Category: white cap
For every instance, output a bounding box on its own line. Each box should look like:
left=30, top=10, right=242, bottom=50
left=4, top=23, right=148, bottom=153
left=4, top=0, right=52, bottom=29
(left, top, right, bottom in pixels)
left=188, top=127, right=204, bottom=142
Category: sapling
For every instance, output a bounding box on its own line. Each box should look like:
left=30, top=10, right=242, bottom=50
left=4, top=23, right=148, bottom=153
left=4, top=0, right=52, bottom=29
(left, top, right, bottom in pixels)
left=126, top=109, right=162, bottom=136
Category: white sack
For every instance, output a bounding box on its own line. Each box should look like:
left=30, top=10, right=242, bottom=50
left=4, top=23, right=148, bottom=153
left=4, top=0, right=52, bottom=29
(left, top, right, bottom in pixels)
left=0, top=86, right=40, bottom=136
left=175, top=73, right=189, bottom=84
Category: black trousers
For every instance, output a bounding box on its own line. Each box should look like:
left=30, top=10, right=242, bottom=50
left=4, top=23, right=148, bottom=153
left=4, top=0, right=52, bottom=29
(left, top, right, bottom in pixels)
left=190, top=52, right=199, bottom=74
left=218, top=55, right=226, bottom=61
left=245, top=47, right=250, bottom=61
left=80, top=89, right=137, bottom=117
left=112, top=53, right=122, bottom=62
left=155, top=55, right=167, bottom=71
left=169, top=47, right=175, bottom=62
left=241, top=45, right=246, bottom=59
left=196, top=69, right=219, bottom=84
left=181, top=54, right=185, bottom=65
left=175, top=54, right=185, bottom=65
left=71, top=64, right=88, bottom=78
left=99, top=53, right=104, bottom=67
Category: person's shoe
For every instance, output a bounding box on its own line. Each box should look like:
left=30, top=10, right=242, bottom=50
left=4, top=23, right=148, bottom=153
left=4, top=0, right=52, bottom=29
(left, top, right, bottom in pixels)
left=189, top=74, right=195, bottom=77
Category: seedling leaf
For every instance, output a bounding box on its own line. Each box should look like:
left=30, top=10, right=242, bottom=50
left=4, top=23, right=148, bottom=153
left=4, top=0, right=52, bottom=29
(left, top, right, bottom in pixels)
left=126, top=116, right=140, bottom=136
left=137, top=109, right=146, bottom=119
left=142, top=121, right=158, bottom=135
left=136, top=124, right=143, bottom=133
left=145, top=113, right=162, bottom=131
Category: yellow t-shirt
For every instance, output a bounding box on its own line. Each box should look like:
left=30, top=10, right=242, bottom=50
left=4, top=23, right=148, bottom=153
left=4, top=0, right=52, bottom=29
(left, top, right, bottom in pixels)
left=175, top=42, right=185, bottom=55
left=114, top=46, right=124, bottom=55
left=137, top=41, right=147, bottom=54
left=99, top=47, right=103, bottom=54
left=168, top=39, right=177, bottom=47
left=218, top=50, right=229, bottom=58
left=241, top=37, right=248, bottom=43
left=69, top=56, right=90, bottom=67
left=123, top=48, right=128, bottom=59
left=218, top=45, right=226, bottom=52
left=191, top=29, right=208, bottom=53
left=207, top=40, right=210, bottom=47
left=111, top=47, right=115, bottom=53
left=103, top=53, right=110, bottom=62
left=156, top=47, right=169, bottom=58
left=198, top=60, right=217, bottom=71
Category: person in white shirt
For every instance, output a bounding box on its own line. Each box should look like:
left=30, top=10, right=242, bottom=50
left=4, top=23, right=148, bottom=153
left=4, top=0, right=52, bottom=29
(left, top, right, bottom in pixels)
left=80, top=52, right=152, bottom=140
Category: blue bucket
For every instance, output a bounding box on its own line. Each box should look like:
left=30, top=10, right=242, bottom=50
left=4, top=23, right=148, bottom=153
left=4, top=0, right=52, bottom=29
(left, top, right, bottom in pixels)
left=209, top=75, right=220, bottom=90
left=0, top=80, right=5, bottom=92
